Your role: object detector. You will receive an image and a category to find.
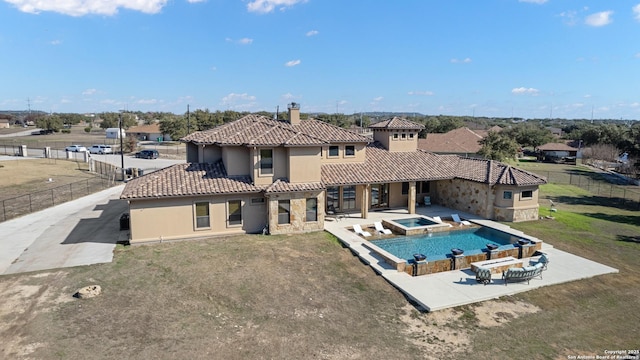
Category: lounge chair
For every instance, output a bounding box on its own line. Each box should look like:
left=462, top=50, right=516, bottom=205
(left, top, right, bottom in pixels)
left=374, top=221, right=392, bottom=235
left=433, top=216, right=443, bottom=223
left=530, top=253, right=549, bottom=271
left=502, top=263, right=544, bottom=285
left=326, top=205, right=345, bottom=221
left=353, top=224, right=372, bottom=237
left=451, top=214, right=471, bottom=226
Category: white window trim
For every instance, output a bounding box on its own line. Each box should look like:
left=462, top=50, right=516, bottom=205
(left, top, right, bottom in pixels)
left=194, top=201, right=211, bottom=230
left=227, top=199, right=243, bottom=227
left=259, top=148, right=274, bottom=177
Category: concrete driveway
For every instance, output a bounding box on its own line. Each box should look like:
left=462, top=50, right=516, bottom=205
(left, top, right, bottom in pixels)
left=0, top=185, right=127, bottom=275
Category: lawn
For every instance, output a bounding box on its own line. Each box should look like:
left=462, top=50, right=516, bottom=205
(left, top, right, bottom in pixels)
left=1, top=163, right=639, bottom=359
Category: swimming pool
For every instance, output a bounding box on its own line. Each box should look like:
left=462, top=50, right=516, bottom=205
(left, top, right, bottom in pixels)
left=392, top=217, right=439, bottom=227
left=370, top=227, right=521, bottom=261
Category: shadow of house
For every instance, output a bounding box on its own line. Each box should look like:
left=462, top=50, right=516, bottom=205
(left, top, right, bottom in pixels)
left=62, top=199, right=128, bottom=245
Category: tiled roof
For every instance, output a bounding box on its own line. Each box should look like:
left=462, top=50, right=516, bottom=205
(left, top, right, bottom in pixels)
left=418, top=127, right=485, bottom=154
left=449, top=157, right=547, bottom=186
left=265, top=178, right=325, bottom=193
left=181, top=115, right=368, bottom=146
left=120, top=162, right=262, bottom=199
left=369, top=117, right=425, bottom=130
left=536, top=142, right=578, bottom=151
left=321, top=143, right=454, bottom=185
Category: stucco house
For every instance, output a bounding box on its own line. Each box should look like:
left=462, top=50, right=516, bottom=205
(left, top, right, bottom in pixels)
left=120, top=104, right=546, bottom=243
left=536, top=142, right=578, bottom=164
left=417, top=126, right=502, bottom=158
left=127, top=123, right=171, bottom=142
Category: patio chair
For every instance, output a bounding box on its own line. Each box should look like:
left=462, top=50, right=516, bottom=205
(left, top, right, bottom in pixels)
left=475, top=266, right=492, bottom=285
left=451, top=214, right=471, bottom=226
left=374, top=221, right=392, bottom=235
left=353, top=224, right=372, bottom=237
left=326, top=205, right=345, bottom=221
left=530, top=253, right=550, bottom=271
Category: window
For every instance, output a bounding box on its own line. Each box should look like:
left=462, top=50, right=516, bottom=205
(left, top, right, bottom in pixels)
left=345, top=145, right=355, bottom=156
left=328, top=146, right=339, bottom=157
left=419, top=181, right=430, bottom=193
left=409, top=133, right=415, bottom=139
left=326, top=187, right=340, bottom=211
left=228, top=200, right=242, bottom=225
left=260, top=149, right=273, bottom=175
left=393, top=133, right=399, bottom=140
left=195, top=202, right=210, bottom=229
left=503, top=191, right=513, bottom=200
left=522, top=190, right=533, bottom=199
left=278, top=200, right=290, bottom=224
left=343, top=185, right=356, bottom=210
left=306, top=198, right=317, bottom=222
left=401, top=133, right=407, bottom=140
left=401, top=182, right=409, bottom=195
left=251, top=198, right=265, bottom=205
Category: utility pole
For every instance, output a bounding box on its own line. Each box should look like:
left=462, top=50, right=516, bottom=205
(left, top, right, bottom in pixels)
left=187, top=104, right=191, bottom=134
left=119, top=112, right=125, bottom=181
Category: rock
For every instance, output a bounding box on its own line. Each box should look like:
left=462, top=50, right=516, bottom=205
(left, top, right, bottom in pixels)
left=73, top=285, right=102, bottom=299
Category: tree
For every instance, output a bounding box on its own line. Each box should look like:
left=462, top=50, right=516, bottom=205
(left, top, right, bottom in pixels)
left=504, top=123, right=554, bottom=148
left=99, top=112, right=137, bottom=129
left=35, top=114, right=63, bottom=132
left=160, top=115, right=187, bottom=141
left=478, top=131, right=519, bottom=161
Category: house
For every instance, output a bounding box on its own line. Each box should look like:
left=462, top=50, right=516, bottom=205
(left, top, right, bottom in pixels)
left=417, top=126, right=501, bottom=157
left=0, top=119, right=10, bottom=129
left=120, top=104, right=546, bottom=243
left=127, top=123, right=171, bottom=142
left=536, top=142, right=578, bottom=164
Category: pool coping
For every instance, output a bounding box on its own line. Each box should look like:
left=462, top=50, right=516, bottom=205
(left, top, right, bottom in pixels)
left=324, top=207, right=619, bottom=311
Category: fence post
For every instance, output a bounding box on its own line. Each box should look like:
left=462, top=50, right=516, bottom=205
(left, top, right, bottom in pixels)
left=70, top=183, right=73, bottom=199
left=51, top=188, right=55, bottom=206
left=29, top=194, right=33, bottom=213
left=2, top=200, right=5, bottom=222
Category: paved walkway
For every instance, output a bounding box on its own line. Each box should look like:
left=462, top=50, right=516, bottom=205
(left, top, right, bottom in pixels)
left=0, top=185, right=126, bottom=275
left=324, top=206, right=619, bottom=311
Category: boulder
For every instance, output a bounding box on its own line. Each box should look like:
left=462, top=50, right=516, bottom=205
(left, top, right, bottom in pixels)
left=74, top=285, right=102, bottom=299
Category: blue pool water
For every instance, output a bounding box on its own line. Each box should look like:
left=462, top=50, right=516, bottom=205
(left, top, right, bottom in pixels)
left=392, top=217, right=439, bottom=227
left=371, top=227, right=520, bottom=261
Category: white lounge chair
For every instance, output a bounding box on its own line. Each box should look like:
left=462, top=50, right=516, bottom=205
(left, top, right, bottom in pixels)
left=451, top=214, right=472, bottom=226
left=433, top=216, right=443, bottom=223
left=353, top=224, right=372, bottom=237
left=374, top=221, right=392, bottom=235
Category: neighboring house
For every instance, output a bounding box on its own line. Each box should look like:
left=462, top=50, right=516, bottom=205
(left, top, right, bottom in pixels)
left=127, top=123, right=171, bottom=142
left=0, top=119, right=10, bottom=129
left=417, top=127, right=500, bottom=157
left=120, top=105, right=546, bottom=243
left=536, top=143, right=578, bottom=164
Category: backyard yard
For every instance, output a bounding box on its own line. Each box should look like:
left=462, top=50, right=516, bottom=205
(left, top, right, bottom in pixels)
left=0, top=163, right=638, bottom=359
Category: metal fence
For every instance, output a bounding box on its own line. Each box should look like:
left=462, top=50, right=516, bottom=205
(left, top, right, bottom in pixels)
left=537, top=170, right=640, bottom=210
left=0, top=176, right=118, bottom=222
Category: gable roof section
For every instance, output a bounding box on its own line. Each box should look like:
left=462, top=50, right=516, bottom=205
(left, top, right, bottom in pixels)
left=369, top=117, right=425, bottom=130
left=120, top=162, right=262, bottom=199
left=264, top=178, right=325, bottom=193
left=321, top=142, right=454, bottom=185
left=128, top=124, right=161, bottom=133
left=181, top=114, right=368, bottom=147
left=418, top=127, right=484, bottom=154
left=451, top=157, right=547, bottom=186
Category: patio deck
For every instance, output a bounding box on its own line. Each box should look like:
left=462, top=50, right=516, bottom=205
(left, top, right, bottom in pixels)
left=324, top=205, right=619, bottom=311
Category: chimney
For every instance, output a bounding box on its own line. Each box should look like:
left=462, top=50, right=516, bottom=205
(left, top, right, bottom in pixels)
left=288, top=102, right=300, bottom=125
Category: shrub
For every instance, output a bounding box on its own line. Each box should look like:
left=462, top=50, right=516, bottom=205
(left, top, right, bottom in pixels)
left=61, top=129, right=71, bottom=134
left=84, top=127, right=92, bottom=133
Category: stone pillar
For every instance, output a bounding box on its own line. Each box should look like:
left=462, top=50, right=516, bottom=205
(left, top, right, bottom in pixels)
left=360, top=184, right=370, bottom=219
left=44, top=147, right=51, bottom=158
left=19, top=145, right=27, bottom=157
left=414, top=259, right=428, bottom=276
left=66, top=151, right=73, bottom=159
left=408, top=181, right=416, bottom=214
left=452, top=254, right=467, bottom=270
left=83, top=151, right=90, bottom=163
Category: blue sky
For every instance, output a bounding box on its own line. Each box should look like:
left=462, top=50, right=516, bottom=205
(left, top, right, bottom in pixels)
left=1, top=0, right=639, bottom=120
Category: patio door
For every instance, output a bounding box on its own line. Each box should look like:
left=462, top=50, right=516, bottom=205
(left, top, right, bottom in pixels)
left=371, top=183, right=388, bottom=208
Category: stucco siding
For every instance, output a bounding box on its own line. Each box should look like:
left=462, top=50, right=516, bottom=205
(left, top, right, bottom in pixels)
left=288, top=147, right=321, bottom=182
left=223, top=146, right=250, bottom=176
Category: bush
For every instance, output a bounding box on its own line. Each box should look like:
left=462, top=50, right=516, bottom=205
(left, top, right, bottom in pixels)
left=61, top=129, right=71, bottom=134
left=84, top=127, right=92, bottom=133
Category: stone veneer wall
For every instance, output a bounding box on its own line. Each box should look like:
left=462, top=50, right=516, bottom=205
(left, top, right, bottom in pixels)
left=267, top=191, right=324, bottom=235
left=436, top=179, right=493, bottom=219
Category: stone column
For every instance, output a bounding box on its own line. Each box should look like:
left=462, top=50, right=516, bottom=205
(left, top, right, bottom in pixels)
left=360, top=184, right=370, bottom=219
left=408, top=181, right=416, bottom=214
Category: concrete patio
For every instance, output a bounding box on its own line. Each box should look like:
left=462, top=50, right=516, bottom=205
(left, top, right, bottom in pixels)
left=324, top=205, right=619, bottom=311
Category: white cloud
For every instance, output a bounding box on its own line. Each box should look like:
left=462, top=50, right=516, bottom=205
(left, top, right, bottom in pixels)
left=285, top=59, right=301, bottom=67
left=82, top=88, right=97, bottom=96
left=137, top=99, right=158, bottom=105
left=306, top=30, right=319, bottom=36
left=518, top=0, right=547, bottom=3
left=408, top=91, right=434, bottom=96
left=281, top=93, right=299, bottom=100
left=4, top=0, right=169, bottom=16
left=50, top=39, right=62, bottom=45
left=247, top=0, right=307, bottom=14
left=583, top=94, right=592, bottom=98
left=372, top=96, right=383, bottom=102
left=238, top=38, right=253, bottom=45
left=450, top=57, right=472, bottom=64
left=221, top=93, right=256, bottom=106
left=635, top=53, right=640, bottom=58
left=633, top=4, right=640, bottom=21
left=585, top=11, right=613, bottom=27
left=511, top=87, right=539, bottom=95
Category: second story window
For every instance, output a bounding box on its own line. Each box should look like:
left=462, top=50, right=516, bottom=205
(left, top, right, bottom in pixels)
left=260, top=149, right=273, bottom=175
left=393, top=133, right=399, bottom=140
left=345, top=145, right=355, bottom=156
left=328, top=146, right=339, bottom=157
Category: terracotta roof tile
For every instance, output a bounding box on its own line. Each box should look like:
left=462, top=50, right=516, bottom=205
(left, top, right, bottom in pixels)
left=369, top=117, right=425, bottom=130
left=418, top=127, right=485, bottom=153
left=536, top=142, right=578, bottom=151
left=265, top=178, right=325, bottom=193
left=120, top=162, right=262, bottom=199
left=182, top=115, right=368, bottom=146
